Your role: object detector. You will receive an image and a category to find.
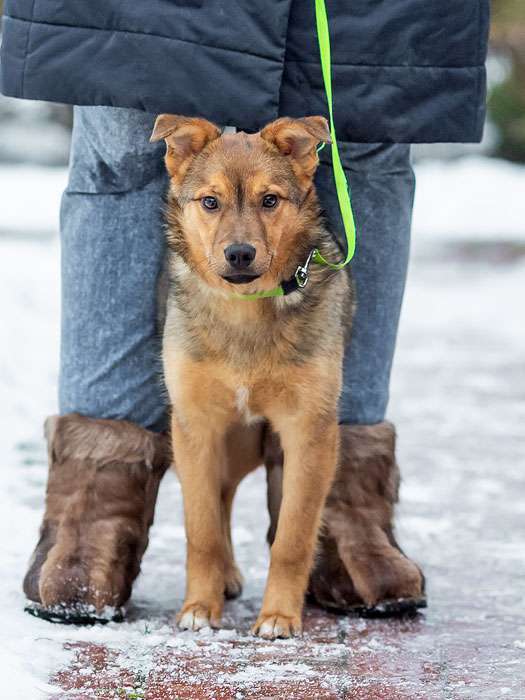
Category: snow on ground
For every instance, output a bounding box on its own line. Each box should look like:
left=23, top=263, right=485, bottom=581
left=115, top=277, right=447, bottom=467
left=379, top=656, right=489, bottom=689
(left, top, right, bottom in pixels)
left=0, top=166, right=67, bottom=238
left=413, top=156, right=525, bottom=241
left=1, top=156, right=525, bottom=698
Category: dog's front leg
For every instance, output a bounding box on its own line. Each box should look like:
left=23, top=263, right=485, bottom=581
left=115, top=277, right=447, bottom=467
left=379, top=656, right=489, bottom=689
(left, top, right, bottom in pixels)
left=172, top=414, right=228, bottom=631
left=253, top=410, right=339, bottom=639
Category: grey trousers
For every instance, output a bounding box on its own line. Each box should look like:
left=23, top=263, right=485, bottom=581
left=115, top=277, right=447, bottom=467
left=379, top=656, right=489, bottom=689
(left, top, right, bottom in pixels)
left=60, top=107, right=414, bottom=431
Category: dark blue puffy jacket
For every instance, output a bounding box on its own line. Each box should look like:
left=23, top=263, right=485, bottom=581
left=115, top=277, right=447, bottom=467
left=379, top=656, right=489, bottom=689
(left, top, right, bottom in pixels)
left=1, top=0, right=489, bottom=143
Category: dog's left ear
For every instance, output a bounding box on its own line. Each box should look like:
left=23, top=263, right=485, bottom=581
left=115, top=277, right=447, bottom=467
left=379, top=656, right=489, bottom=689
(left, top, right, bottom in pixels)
left=260, top=116, right=331, bottom=185
left=150, top=114, right=221, bottom=183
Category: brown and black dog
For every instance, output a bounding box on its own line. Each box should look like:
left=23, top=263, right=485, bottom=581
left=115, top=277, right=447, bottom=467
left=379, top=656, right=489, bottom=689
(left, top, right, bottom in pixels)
left=151, top=114, right=352, bottom=639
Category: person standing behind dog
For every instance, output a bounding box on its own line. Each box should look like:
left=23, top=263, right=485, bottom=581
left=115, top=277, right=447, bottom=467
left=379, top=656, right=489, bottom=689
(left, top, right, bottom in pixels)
left=1, top=1, right=489, bottom=619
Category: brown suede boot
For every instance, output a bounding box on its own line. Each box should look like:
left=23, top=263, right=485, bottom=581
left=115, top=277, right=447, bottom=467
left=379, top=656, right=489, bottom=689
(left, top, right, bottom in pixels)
left=264, top=422, right=426, bottom=617
left=23, top=413, right=171, bottom=623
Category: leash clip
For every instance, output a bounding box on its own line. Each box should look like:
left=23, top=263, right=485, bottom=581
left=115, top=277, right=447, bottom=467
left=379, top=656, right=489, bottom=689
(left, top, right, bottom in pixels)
left=294, top=248, right=317, bottom=289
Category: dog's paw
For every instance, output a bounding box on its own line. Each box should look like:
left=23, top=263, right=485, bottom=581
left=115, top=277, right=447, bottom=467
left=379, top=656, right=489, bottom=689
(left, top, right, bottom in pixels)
left=252, top=613, right=302, bottom=640
left=177, top=603, right=221, bottom=631
left=224, top=565, right=243, bottom=600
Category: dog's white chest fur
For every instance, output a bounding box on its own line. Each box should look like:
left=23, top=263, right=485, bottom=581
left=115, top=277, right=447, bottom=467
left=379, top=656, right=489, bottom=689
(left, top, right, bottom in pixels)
left=235, top=386, right=262, bottom=425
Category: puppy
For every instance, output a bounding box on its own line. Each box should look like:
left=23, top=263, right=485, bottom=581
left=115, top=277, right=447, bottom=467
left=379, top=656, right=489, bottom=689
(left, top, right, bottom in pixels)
left=151, top=115, right=352, bottom=639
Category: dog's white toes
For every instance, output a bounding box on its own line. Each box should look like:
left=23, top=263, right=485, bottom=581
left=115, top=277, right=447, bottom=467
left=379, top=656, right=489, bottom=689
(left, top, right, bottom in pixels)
left=253, top=613, right=301, bottom=639
left=258, top=619, right=279, bottom=638
left=178, top=608, right=211, bottom=631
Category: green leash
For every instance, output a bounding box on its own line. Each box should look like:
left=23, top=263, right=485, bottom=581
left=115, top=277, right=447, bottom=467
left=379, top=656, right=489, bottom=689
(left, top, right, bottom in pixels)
left=234, top=0, right=357, bottom=300
left=312, top=0, right=357, bottom=269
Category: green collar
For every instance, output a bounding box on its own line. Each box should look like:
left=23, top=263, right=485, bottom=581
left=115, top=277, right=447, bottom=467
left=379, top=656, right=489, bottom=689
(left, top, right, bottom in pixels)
left=232, top=248, right=317, bottom=300
left=234, top=0, right=357, bottom=301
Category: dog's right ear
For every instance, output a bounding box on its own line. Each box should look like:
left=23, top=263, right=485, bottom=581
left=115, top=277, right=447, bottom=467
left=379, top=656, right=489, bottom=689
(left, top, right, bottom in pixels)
left=260, top=116, right=331, bottom=189
left=150, top=114, right=221, bottom=183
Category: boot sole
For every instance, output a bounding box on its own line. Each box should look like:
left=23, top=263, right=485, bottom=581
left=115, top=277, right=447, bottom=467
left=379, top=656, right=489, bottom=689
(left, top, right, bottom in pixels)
left=349, top=595, right=427, bottom=618
left=308, top=594, right=427, bottom=618
left=24, top=601, right=124, bottom=625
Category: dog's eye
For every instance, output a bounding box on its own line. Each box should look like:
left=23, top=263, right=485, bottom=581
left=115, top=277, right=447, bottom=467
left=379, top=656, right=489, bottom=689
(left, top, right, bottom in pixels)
left=262, top=194, right=278, bottom=209
left=202, top=196, right=219, bottom=211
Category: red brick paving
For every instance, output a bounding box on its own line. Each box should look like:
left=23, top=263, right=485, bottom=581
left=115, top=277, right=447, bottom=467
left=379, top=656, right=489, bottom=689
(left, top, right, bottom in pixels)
left=48, top=600, right=525, bottom=699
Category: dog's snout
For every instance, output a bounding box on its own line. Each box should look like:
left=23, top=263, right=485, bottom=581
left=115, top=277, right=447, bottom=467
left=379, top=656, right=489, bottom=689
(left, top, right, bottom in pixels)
left=224, top=243, right=256, bottom=270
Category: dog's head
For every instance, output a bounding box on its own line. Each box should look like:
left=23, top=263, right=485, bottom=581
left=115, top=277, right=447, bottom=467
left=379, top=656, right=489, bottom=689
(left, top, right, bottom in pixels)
left=151, top=115, right=330, bottom=293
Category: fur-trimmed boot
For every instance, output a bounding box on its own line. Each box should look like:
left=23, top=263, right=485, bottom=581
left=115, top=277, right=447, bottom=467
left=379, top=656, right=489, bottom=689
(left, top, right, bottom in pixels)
left=265, top=422, right=426, bottom=616
left=23, top=413, right=171, bottom=623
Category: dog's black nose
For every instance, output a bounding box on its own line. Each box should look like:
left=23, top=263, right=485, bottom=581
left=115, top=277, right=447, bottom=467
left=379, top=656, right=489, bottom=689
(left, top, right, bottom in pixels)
left=224, top=243, right=256, bottom=269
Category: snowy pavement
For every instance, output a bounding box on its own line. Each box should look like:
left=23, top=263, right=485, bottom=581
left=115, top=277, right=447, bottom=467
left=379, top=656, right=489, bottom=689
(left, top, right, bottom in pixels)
left=1, top=157, right=525, bottom=698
